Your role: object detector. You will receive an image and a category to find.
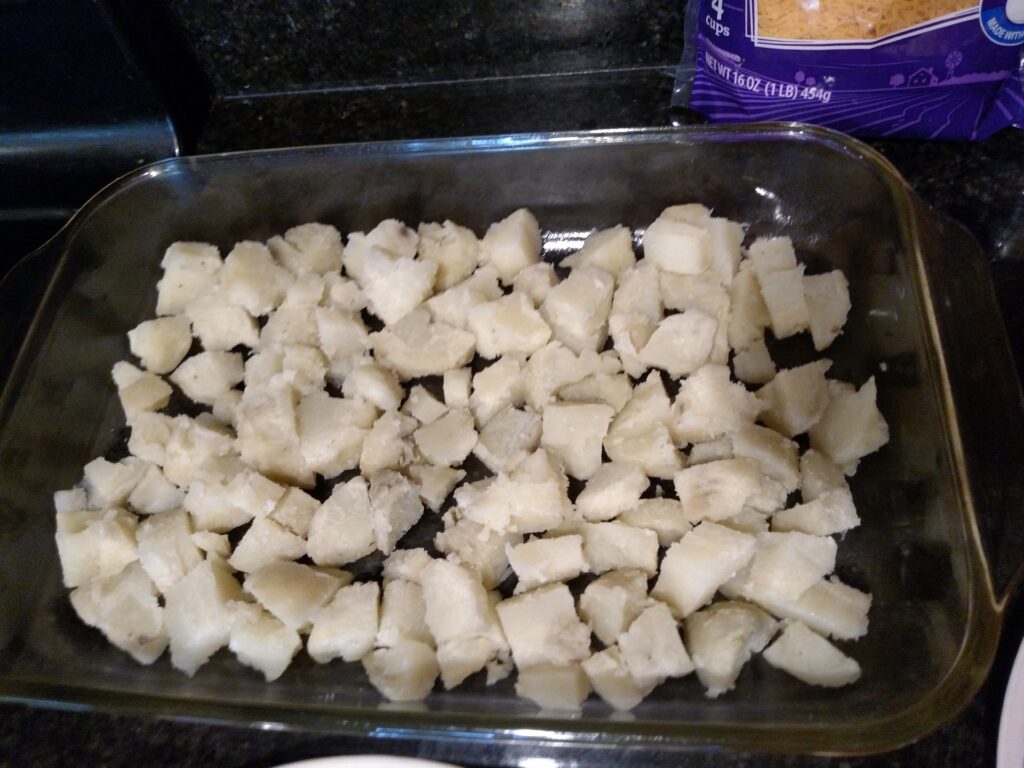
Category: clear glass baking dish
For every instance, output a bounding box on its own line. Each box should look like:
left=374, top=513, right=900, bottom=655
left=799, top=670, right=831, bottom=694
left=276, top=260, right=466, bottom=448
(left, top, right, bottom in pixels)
left=0, top=124, right=1021, bottom=758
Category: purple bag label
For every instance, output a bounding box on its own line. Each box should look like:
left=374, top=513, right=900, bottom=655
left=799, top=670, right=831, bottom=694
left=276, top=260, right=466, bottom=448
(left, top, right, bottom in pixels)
left=682, top=0, right=1024, bottom=139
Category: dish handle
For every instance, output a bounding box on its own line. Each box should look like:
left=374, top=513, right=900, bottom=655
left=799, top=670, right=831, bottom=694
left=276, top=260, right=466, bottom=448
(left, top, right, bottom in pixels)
left=916, top=203, right=1024, bottom=608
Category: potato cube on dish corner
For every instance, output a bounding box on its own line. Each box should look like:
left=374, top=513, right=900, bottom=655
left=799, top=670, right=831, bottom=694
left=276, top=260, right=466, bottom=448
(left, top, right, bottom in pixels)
left=541, top=402, right=614, bottom=480
left=684, top=600, right=778, bottom=698
left=496, top=583, right=591, bottom=670
left=480, top=208, right=542, bottom=285
left=56, top=507, right=138, bottom=588
left=363, top=640, right=440, bottom=702
left=506, top=535, right=586, bottom=593
left=809, top=377, right=889, bottom=469
left=515, top=662, right=592, bottom=711
left=156, top=241, right=222, bottom=316
left=163, top=559, right=243, bottom=675
left=307, top=581, right=380, bottom=664
left=127, top=316, right=192, bottom=374
left=228, top=601, right=302, bottom=681
left=652, top=522, right=757, bottom=618
left=762, top=620, right=861, bottom=687
left=618, top=601, right=695, bottom=681
left=69, top=561, right=167, bottom=665
left=582, top=645, right=659, bottom=711
left=244, top=560, right=350, bottom=633
left=642, top=216, right=710, bottom=275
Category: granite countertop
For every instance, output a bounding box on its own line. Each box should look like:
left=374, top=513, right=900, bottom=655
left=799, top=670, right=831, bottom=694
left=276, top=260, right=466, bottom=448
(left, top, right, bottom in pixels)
left=3, top=26, right=1024, bottom=764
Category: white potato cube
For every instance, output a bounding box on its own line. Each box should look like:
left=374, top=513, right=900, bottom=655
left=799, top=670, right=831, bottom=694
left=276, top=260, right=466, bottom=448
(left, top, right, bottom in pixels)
left=170, top=351, right=243, bottom=406
left=759, top=266, right=809, bottom=340
left=186, top=293, right=260, bottom=351
left=541, top=402, right=614, bottom=480
left=54, top=488, right=88, bottom=514
left=618, top=601, right=695, bottom=680
left=69, top=562, right=167, bottom=664
left=639, top=310, right=718, bottom=378
left=191, top=530, right=230, bottom=558
left=516, top=663, right=592, bottom=711
left=113, top=363, right=173, bottom=421
left=128, top=316, right=192, bottom=374
left=315, top=307, right=369, bottom=368
left=706, top=217, right=744, bottom=285
left=360, top=247, right=437, bottom=325
left=507, top=535, right=586, bottom=593
left=470, top=356, right=524, bottom=426
left=156, top=241, right=221, bottom=316
left=363, top=640, right=439, bottom=702
left=417, top=219, right=480, bottom=290
left=652, top=522, right=757, bottom=617
left=762, top=620, right=861, bottom=687
left=480, top=208, right=542, bottom=284
left=405, top=464, right=465, bottom=512
left=748, top=236, right=798, bottom=276
left=540, top=265, right=615, bottom=354
left=382, top=547, right=434, bottom=584
left=342, top=361, right=403, bottom=411
left=165, top=414, right=237, bottom=487
left=660, top=203, right=712, bottom=225
left=426, top=266, right=502, bottom=329
left=579, top=569, right=649, bottom=646
left=269, top=222, right=343, bottom=275
left=413, top=409, right=477, bottom=467
left=671, top=363, right=763, bottom=445
left=741, top=531, right=836, bottom=605
left=512, top=262, right=557, bottom=305
left=377, top=578, right=432, bottom=647
left=659, top=272, right=730, bottom=364
left=369, top=470, right=424, bottom=554
left=804, top=270, right=851, bottom=351
left=308, top=477, right=376, bottom=566
left=732, top=338, right=776, bottom=384
left=725, top=575, right=871, bottom=641
left=269, top=486, right=319, bottom=537
left=136, top=508, right=202, bottom=592
left=728, top=262, right=770, bottom=351
left=402, top=385, right=448, bottom=424
left=360, top=410, right=416, bottom=475
left=129, top=465, right=183, bottom=517
left=443, top=367, right=472, bottom=409
left=559, top=372, right=632, bottom=413
left=582, top=645, right=658, bottom=711
left=344, top=219, right=418, bottom=282
left=244, top=560, right=349, bottom=632
left=496, top=583, right=591, bottom=669
left=228, top=517, right=306, bottom=573
left=297, top=392, right=376, bottom=478
left=580, top=521, right=659, bottom=576
left=800, top=449, right=849, bottom=502
left=575, top=462, right=649, bottom=522
left=618, top=498, right=690, bottom=546
left=434, top=516, right=519, bottom=589
left=688, top=437, right=734, bottom=465
left=719, top=508, right=770, bottom=534
left=684, top=600, right=778, bottom=698
left=674, top=458, right=762, bottom=525
left=164, top=560, right=243, bottom=675
left=308, top=581, right=380, bottom=663
left=372, top=309, right=476, bottom=380
left=562, top=225, right=635, bottom=279
left=809, top=377, right=889, bottom=468
left=731, top=425, right=800, bottom=492
left=473, top=406, right=542, bottom=474
left=83, top=456, right=148, bottom=509
left=522, top=341, right=599, bottom=411
left=259, top=304, right=318, bottom=348
left=642, top=216, right=710, bottom=274
left=228, top=602, right=302, bottom=681
left=127, top=412, right=175, bottom=465
left=219, top=241, right=293, bottom=316
left=757, top=360, right=832, bottom=438
left=469, top=293, right=552, bottom=359
left=611, top=259, right=662, bottom=323
left=772, top=488, right=860, bottom=535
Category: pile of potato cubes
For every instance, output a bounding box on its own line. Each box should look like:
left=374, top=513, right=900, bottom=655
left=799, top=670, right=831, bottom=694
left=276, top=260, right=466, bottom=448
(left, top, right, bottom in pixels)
left=54, top=202, right=888, bottom=710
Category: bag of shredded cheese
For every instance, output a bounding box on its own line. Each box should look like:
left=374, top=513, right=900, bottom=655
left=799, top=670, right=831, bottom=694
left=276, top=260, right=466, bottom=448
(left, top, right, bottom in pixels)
left=674, top=0, right=1024, bottom=139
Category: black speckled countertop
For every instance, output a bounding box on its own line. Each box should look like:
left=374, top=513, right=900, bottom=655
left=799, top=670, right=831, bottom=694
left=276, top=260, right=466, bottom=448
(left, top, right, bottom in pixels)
left=2, top=1, right=1023, bottom=764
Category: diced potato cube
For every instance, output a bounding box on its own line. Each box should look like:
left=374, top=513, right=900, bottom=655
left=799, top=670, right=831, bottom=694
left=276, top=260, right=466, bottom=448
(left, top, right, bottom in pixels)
left=405, top=463, right=464, bottom=511
left=402, top=385, right=448, bottom=425
left=136, top=508, right=202, bottom=591
left=759, top=266, right=809, bottom=340
left=269, top=486, right=319, bottom=537
left=659, top=272, right=730, bottom=364
left=473, top=406, right=542, bottom=474
left=507, top=535, right=586, bottom=593
left=732, top=337, right=776, bottom=384
left=113, top=363, right=173, bottom=421
left=156, top=241, right=221, bottom=316
left=259, top=304, right=319, bottom=348
left=244, top=560, right=349, bottom=633
left=268, top=222, right=343, bottom=276
left=469, top=293, right=552, bottom=359
left=480, top=208, right=542, bottom=284
left=435, top=516, right=519, bottom=589
left=800, top=449, right=849, bottom=502
left=579, top=569, right=649, bottom=646
left=684, top=600, right=778, bottom=698
left=426, top=266, right=502, bottom=329
left=728, top=261, right=770, bottom=351
left=642, top=216, right=710, bottom=274
left=54, top=487, right=88, bottom=514
left=219, top=241, right=293, bottom=317
left=165, top=414, right=237, bottom=487
left=580, top=521, right=659, bottom=576
left=315, top=306, right=369, bottom=368
left=363, top=640, right=439, bottom=702
left=421, top=559, right=507, bottom=656
left=719, top=507, right=770, bottom=534
left=757, top=360, right=832, bottom=438
left=170, top=351, right=243, bottom=406
left=582, top=645, right=658, bottom=711
left=413, top=409, right=478, bottom=467
left=344, top=219, right=418, bottom=282
left=164, top=560, right=242, bottom=675
left=341, top=361, right=403, bottom=411
left=660, top=203, right=712, bottom=225
left=127, top=412, right=175, bottom=465
left=541, top=402, right=614, bottom=480
left=369, top=470, right=424, bottom=554
left=638, top=310, right=717, bottom=378
left=360, top=410, right=417, bottom=476
left=611, top=259, right=662, bottom=323
left=575, top=461, right=649, bottom=522
left=523, top=341, right=600, bottom=411
left=688, top=437, right=734, bottom=465
left=496, top=583, right=591, bottom=669
left=307, top=581, right=380, bottom=663
left=674, top=458, right=762, bottom=525
left=128, top=316, right=193, bottom=374
left=443, top=367, right=472, bottom=409
left=360, top=247, right=437, bottom=326
left=618, top=601, right=694, bottom=680
left=191, top=530, right=230, bottom=558
left=808, top=377, right=889, bottom=468
left=743, top=531, right=837, bottom=602
left=562, top=225, right=635, bottom=279
left=540, top=265, right=614, bottom=354
left=83, top=456, right=148, bottom=509
left=225, top=602, right=301, bottom=681
left=512, top=262, right=557, bottom=305
left=382, top=548, right=435, bottom=585
left=186, top=293, right=260, bottom=351
left=732, top=424, right=800, bottom=492
left=372, top=309, right=476, bottom=380
left=762, top=620, right=861, bottom=687
left=617, top=498, right=690, bottom=546
left=69, top=562, right=167, bottom=664
left=652, top=522, right=757, bottom=617
left=772, top=488, right=859, bottom=536
left=130, top=464, right=184, bottom=519
left=228, top=517, right=306, bottom=573
left=417, top=219, right=480, bottom=290
left=297, top=392, right=375, bottom=478
left=706, top=217, right=744, bottom=285
left=470, top=356, right=524, bottom=426
left=307, top=477, right=376, bottom=567
left=516, top=662, right=592, bottom=711
left=559, top=372, right=633, bottom=413
left=804, top=270, right=851, bottom=351
left=671, top=364, right=763, bottom=446
left=747, top=236, right=797, bottom=276
left=377, top=578, right=433, bottom=648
